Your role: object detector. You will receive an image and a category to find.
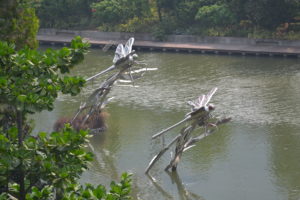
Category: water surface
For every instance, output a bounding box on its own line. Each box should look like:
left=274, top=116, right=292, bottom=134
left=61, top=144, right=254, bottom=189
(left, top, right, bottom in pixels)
left=34, top=49, right=300, bottom=200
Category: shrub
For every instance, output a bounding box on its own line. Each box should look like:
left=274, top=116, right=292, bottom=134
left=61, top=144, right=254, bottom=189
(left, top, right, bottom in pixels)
left=195, top=4, right=236, bottom=28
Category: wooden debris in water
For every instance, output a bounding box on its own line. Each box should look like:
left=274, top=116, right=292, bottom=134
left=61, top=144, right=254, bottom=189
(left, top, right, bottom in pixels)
left=66, top=37, right=157, bottom=133
left=145, top=88, right=231, bottom=174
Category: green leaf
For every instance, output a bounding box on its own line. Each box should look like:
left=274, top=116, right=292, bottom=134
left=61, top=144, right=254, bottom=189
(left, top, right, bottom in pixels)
left=0, top=77, right=7, bottom=85
left=17, top=94, right=27, bottom=102
left=93, top=186, right=106, bottom=198
left=39, top=132, right=47, bottom=139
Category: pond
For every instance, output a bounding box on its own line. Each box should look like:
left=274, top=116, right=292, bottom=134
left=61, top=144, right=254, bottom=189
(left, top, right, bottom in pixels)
left=33, top=48, right=300, bottom=200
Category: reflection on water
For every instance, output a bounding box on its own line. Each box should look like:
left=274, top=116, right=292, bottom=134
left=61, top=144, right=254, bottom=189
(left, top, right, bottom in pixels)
left=147, top=171, right=205, bottom=200
left=33, top=48, right=300, bottom=200
left=268, top=125, right=300, bottom=200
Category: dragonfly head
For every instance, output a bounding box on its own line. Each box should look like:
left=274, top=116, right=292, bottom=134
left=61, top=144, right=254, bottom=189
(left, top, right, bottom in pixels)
left=128, top=54, right=138, bottom=62
left=205, top=104, right=215, bottom=112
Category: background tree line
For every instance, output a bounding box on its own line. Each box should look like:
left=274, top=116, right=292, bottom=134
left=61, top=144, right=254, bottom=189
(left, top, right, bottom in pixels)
left=36, top=0, right=300, bottom=39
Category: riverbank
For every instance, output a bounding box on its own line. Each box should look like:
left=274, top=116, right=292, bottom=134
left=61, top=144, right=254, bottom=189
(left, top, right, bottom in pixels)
left=38, top=29, right=300, bottom=58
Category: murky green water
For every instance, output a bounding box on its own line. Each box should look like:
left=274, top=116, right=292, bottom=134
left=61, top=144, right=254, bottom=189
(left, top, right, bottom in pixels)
left=33, top=48, right=300, bottom=200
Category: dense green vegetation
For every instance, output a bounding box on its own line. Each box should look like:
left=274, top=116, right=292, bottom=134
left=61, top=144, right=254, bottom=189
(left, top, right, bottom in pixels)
left=37, top=0, right=300, bottom=39
left=0, top=0, right=39, bottom=49
left=0, top=37, right=132, bottom=199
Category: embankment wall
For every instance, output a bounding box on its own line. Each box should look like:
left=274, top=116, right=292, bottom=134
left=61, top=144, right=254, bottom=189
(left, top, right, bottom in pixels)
left=38, top=28, right=300, bottom=47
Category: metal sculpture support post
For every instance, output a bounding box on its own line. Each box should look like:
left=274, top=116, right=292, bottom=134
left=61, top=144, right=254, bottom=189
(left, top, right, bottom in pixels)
left=145, top=88, right=231, bottom=174
left=69, top=37, right=157, bottom=133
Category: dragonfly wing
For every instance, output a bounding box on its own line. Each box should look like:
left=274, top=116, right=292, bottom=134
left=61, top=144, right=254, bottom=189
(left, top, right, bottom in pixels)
left=187, top=100, right=196, bottom=107
left=197, top=95, right=206, bottom=108
left=203, top=87, right=218, bottom=106
left=124, top=37, right=134, bottom=56
left=187, top=94, right=204, bottom=110
left=113, top=44, right=125, bottom=63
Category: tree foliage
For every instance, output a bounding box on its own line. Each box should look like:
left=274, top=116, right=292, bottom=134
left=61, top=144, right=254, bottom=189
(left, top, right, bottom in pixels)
left=0, top=36, right=85, bottom=199
left=0, top=125, right=132, bottom=200
left=37, top=0, right=97, bottom=29
left=226, top=0, right=300, bottom=29
left=0, top=1, right=134, bottom=198
left=91, top=0, right=150, bottom=28
left=195, top=3, right=235, bottom=27
left=0, top=37, right=132, bottom=199
left=0, top=0, right=39, bottom=49
left=36, top=0, right=300, bottom=39
left=91, top=0, right=126, bottom=25
left=0, top=37, right=87, bottom=116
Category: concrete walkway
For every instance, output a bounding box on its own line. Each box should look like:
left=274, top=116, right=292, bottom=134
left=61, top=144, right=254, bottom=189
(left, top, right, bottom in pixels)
left=37, top=34, right=300, bottom=58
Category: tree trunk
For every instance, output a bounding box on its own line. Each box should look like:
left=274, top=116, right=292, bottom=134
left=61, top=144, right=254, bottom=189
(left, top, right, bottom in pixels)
left=153, top=0, right=162, bottom=22
left=16, top=110, right=23, bottom=146
left=16, top=110, right=25, bottom=200
left=158, top=7, right=162, bottom=22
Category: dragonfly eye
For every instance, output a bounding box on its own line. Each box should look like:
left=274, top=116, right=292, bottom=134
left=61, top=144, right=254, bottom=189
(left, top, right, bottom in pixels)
left=207, top=104, right=215, bottom=111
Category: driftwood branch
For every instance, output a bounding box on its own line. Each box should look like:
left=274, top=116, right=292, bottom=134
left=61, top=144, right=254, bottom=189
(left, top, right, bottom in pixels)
left=146, top=174, right=174, bottom=199
left=145, top=134, right=181, bottom=174
left=183, top=117, right=232, bottom=152
left=152, top=117, right=190, bottom=139
left=165, top=123, right=197, bottom=171
left=65, top=38, right=157, bottom=133
left=146, top=88, right=231, bottom=174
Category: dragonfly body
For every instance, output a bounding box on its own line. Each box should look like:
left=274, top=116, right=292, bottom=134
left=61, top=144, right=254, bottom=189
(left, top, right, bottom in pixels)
left=152, top=88, right=218, bottom=139
left=86, top=38, right=136, bottom=82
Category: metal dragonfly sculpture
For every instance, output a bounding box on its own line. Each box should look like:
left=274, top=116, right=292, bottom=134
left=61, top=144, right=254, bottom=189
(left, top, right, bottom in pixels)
left=86, top=37, right=136, bottom=82
left=146, top=88, right=231, bottom=173
left=70, top=37, right=157, bottom=133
